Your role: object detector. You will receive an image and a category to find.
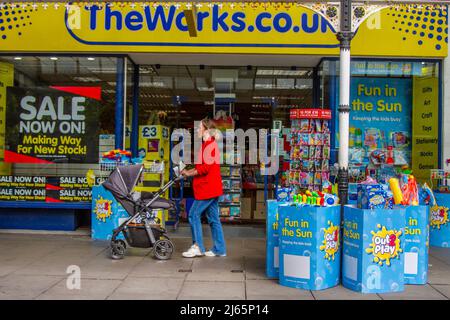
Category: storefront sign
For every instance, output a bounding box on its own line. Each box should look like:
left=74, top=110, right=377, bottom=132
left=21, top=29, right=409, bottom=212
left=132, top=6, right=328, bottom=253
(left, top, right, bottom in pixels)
left=412, top=77, right=439, bottom=182
left=5, top=86, right=102, bottom=164
left=0, top=2, right=447, bottom=57
left=290, top=108, right=331, bottom=120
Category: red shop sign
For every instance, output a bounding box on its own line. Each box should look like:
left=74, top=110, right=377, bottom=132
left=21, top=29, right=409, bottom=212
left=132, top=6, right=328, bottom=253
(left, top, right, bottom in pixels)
left=289, top=108, right=332, bottom=120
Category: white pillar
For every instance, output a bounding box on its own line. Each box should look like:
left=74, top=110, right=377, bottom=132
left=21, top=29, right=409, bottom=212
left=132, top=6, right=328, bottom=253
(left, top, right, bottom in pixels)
left=338, top=47, right=351, bottom=171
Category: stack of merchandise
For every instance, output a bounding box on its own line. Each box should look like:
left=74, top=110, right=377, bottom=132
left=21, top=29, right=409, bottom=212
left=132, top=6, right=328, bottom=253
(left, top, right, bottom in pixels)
left=356, top=169, right=436, bottom=209
left=275, top=182, right=339, bottom=208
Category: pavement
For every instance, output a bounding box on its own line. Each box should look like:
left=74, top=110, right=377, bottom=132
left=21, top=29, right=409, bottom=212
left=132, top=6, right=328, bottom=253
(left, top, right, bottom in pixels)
left=0, top=231, right=450, bottom=300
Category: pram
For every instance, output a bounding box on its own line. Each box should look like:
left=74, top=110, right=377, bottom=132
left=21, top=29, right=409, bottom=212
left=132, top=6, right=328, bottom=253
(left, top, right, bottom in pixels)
left=102, top=162, right=184, bottom=260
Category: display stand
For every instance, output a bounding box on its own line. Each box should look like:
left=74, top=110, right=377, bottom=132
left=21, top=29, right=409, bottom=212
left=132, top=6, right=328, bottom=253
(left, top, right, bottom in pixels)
left=404, top=205, right=429, bottom=285
left=288, top=109, right=332, bottom=192
left=342, top=205, right=406, bottom=293
left=430, top=193, right=450, bottom=247
left=91, top=185, right=128, bottom=240
left=266, top=200, right=280, bottom=279
left=278, top=204, right=340, bottom=290
left=429, top=170, right=450, bottom=247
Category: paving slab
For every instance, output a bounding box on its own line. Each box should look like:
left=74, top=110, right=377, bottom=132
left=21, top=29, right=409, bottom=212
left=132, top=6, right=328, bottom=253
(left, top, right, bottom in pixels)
left=186, top=269, right=245, bottom=282
left=246, top=279, right=314, bottom=300
left=379, top=284, right=447, bottom=300
left=36, top=278, right=122, bottom=300
left=430, top=284, right=450, bottom=299
left=311, top=285, right=381, bottom=300
left=191, top=256, right=244, bottom=271
left=108, top=277, right=185, bottom=300
left=79, top=254, right=146, bottom=280
left=430, top=247, right=450, bottom=266
left=129, top=256, right=193, bottom=279
left=0, top=274, right=63, bottom=300
left=427, top=257, right=450, bottom=285
left=178, top=281, right=245, bottom=300
left=13, top=246, right=107, bottom=276
left=244, top=256, right=266, bottom=280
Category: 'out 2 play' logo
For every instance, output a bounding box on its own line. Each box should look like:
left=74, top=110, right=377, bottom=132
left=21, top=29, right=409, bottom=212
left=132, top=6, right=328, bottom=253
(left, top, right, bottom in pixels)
left=94, top=197, right=112, bottom=222
left=366, top=224, right=402, bottom=266
left=430, top=205, right=449, bottom=229
left=320, top=221, right=340, bottom=261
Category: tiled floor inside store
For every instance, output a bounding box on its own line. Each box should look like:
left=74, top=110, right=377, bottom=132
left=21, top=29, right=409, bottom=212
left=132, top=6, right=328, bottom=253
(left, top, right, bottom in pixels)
left=0, top=231, right=450, bottom=300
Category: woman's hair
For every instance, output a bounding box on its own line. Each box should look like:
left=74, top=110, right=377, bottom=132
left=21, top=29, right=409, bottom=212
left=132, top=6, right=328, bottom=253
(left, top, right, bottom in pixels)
left=200, top=117, right=220, bottom=140
left=201, top=118, right=216, bottom=130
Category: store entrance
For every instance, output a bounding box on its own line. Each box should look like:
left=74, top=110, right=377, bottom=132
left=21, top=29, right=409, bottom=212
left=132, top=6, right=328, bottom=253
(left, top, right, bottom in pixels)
left=132, top=63, right=315, bottom=224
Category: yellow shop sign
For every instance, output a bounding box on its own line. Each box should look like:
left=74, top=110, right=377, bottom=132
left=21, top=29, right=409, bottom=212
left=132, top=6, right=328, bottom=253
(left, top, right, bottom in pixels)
left=0, top=2, right=447, bottom=57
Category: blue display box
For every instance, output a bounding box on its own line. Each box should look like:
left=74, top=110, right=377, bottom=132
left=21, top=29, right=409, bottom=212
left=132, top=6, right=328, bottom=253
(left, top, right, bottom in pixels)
left=404, top=205, right=429, bottom=285
left=278, top=204, right=341, bottom=291
left=266, top=200, right=280, bottom=279
left=91, top=185, right=129, bottom=240
left=430, top=192, right=450, bottom=247
left=342, top=205, right=406, bottom=293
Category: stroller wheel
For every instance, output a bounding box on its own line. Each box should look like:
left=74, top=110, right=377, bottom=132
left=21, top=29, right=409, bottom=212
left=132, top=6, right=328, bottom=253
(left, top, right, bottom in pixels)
left=110, top=240, right=126, bottom=260
left=153, top=239, right=174, bottom=260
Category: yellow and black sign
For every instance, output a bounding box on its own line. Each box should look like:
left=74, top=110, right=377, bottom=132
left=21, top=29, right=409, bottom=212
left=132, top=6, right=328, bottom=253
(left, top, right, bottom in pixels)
left=0, top=2, right=447, bottom=57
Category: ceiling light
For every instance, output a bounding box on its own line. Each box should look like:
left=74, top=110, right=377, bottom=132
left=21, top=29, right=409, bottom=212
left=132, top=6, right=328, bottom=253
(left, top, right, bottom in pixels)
left=50, top=57, right=58, bottom=61
left=73, top=76, right=102, bottom=82
left=87, top=57, right=95, bottom=61
left=256, top=69, right=309, bottom=76
left=14, top=57, right=22, bottom=60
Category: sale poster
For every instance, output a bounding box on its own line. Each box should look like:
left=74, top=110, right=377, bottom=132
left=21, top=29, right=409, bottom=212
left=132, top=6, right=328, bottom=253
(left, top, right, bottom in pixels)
left=5, top=86, right=102, bottom=164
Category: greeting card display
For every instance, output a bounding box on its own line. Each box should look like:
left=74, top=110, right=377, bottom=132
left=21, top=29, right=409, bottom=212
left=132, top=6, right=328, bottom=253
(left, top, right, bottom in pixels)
left=289, top=109, right=331, bottom=191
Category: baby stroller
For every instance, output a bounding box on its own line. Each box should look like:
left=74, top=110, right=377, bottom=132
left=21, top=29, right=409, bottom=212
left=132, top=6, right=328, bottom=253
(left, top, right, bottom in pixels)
left=102, top=162, right=184, bottom=260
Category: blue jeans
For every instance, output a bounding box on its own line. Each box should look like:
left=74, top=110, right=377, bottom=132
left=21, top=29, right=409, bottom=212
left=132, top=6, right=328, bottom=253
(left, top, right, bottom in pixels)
left=188, top=198, right=226, bottom=255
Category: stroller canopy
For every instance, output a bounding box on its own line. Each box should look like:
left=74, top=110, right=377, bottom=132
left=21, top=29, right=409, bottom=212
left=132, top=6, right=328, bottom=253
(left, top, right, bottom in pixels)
left=103, top=164, right=143, bottom=199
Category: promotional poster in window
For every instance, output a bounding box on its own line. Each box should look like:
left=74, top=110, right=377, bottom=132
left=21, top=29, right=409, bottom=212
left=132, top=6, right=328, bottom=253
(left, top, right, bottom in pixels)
left=4, top=86, right=103, bottom=164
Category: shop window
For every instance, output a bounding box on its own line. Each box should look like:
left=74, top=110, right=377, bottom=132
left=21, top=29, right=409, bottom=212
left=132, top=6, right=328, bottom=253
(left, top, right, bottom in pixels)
left=320, top=59, right=440, bottom=186
left=0, top=56, right=120, bottom=203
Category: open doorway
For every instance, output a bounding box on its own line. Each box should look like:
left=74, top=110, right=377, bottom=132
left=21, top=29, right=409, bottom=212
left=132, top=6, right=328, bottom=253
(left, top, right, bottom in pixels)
left=133, top=64, right=314, bottom=224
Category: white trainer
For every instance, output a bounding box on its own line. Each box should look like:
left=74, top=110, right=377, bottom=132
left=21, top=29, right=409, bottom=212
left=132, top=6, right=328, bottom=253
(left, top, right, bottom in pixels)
left=204, top=250, right=227, bottom=257
left=182, top=244, right=204, bottom=258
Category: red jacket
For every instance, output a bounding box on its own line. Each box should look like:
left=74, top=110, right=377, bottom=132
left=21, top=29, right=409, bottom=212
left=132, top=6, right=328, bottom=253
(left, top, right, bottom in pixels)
left=193, top=138, right=223, bottom=200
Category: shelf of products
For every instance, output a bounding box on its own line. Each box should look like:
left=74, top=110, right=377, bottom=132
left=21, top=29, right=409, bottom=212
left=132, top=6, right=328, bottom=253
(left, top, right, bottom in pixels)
left=219, top=163, right=242, bottom=220
left=288, top=113, right=331, bottom=192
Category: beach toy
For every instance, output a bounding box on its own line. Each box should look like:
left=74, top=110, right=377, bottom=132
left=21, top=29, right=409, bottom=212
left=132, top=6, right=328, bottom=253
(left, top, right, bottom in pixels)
left=422, top=182, right=436, bottom=206
left=402, top=175, right=419, bottom=206
left=386, top=146, right=394, bottom=164
left=389, top=178, right=404, bottom=205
